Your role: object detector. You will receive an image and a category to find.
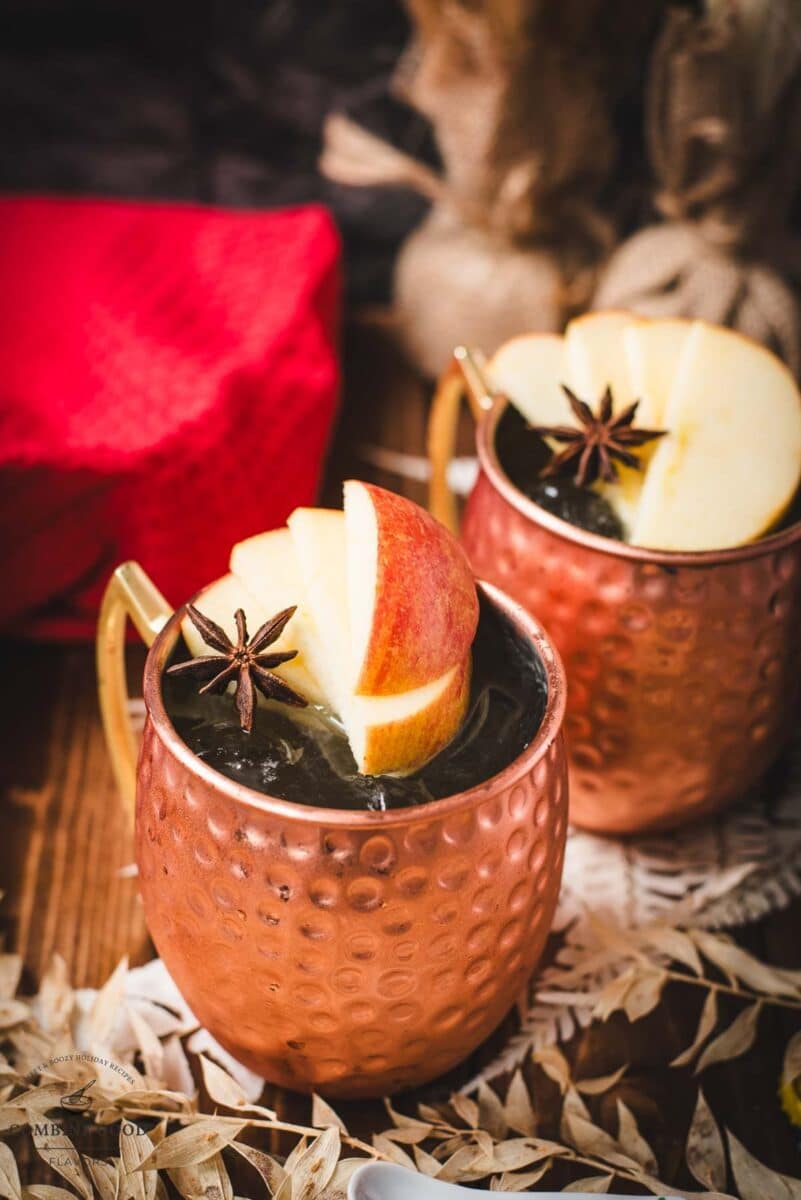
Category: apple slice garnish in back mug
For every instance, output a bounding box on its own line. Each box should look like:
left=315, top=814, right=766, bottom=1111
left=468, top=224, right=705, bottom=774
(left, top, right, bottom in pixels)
left=490, top=314, right=801, bottom=550
left=163, top=482, right=548, bottom=810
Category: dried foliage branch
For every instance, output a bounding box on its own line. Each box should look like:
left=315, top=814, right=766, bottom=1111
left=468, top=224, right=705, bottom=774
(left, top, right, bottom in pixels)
left=0, top=899, right=799, bottom=1195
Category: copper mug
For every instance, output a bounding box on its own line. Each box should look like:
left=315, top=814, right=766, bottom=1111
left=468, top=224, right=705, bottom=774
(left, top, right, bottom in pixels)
left=97, top=561, right=568, bottom=1097
left=429, top=348, right=801, bottom=835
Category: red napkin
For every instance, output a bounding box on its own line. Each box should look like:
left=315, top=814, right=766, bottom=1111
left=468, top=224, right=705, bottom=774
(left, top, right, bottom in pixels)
left=0, top=196, right=340, bottom=638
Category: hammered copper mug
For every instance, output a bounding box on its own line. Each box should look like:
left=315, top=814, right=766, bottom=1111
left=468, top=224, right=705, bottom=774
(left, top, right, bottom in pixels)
left=429, top=347, right=801, bottom=835
left=97, top=561, right=568, bottom=1097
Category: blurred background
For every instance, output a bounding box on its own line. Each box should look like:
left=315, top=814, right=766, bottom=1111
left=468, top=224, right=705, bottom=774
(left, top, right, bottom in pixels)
left=2, top=0, right=801, bottom=635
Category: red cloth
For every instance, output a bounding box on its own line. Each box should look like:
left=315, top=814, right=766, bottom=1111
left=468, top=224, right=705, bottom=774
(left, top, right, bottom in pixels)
left=0, top=196, right=340, bottom=638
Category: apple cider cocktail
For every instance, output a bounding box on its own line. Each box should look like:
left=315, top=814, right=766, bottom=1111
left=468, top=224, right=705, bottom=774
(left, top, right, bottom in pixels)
left=163, top=481, right=547, bottom=806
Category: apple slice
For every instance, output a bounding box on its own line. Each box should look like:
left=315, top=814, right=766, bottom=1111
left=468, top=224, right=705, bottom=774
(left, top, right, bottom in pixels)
left=181, top=571, right=324, bottom=706
left=345, top=480, right=478, bottom=695
left=353, top=657, right=470, bottom=776
left=287, top=499, right=473, bottom=775
left=565, top=311, right=654, bottom=533
left=632, top=322, right=801, bottom=550
left=488, top=333, right=572, bottom=428
left=623, top=318, right=691, bottom=428
left=566, top=311, right=642, bottom=404
left=286, top=508, right=350, bottom=717
left=229, top=526, right=335, bottom=710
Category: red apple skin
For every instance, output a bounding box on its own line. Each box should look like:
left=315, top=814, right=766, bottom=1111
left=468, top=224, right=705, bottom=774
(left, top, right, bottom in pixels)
left=361, top=656, right=471, bottom=776
left=353, top=483, right=479, bottom=696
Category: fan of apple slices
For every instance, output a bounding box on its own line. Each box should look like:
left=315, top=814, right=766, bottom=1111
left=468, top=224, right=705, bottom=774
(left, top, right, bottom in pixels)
left=490, top=313, right=801, bottom=550
left=181, top=482, right=479, bottom=778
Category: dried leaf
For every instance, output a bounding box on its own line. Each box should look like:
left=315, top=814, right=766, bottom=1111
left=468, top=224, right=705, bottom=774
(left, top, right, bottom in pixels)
left=783, top=1031, right=801, bottom=1086
left=85, top=1158, right=120, bottom=1200
left=450, top=1093, right=479, bottom=1128
left=198, top=1056, right=275, bottom=1120
left=371, top=1135, right=415, bottom=1170
left=138, top=1119, right=246, bottom=1170
left=562, top=1087, right=591, bottom=1122
left=199, top=1056, right=248, bottom=1109
left=727, top=1129, right=801, bottom=1200
left=0, top=1002, right=30, bottom=1030
left=431, top=1135, right=470, bottom=1162
left=560, top=1111, right=638, bottom=1174
left=623, top=970, right=666, bottom=1022
left=503, top=1070, right=536, bottom=1136
left=533, top=1045, right=571, bottom=1092
left=476, top=1081, right=507, bottom=1140
left=127, top=1005, right=164, bottom=1085
left=0, top=1143, right=21, bottom=1200
left=37, top=956, right=74, bottom=1034
left=615, top=1100, right=657, bottom=1175
left=311, top=1094, right=348, bottom=1134
left=695, top=1002, right=761, bottom=1074
left=168, top=1151, right=233, bottom=1200
left=671, top=990, right=719, bottom=1068
left=413, top=1146, right=442, bottom=1176
left=435, top=1144, right=483, bottom=1182
left=89, top=958, right=129, bottom=1046
left=0, top=1109, right=27, bottom=1133
left=593, top=968, right=636, bottom=1021
left=562, top=1175, right=613, bottom=1192
left=637, top=926, right=703, bottom=976
left=686, top=1091, right=726, bottom=1192
left=284, top=1136, right=309, bottom=1173
left=692, top=931, right=800, bottom=998
left=30, top=1120, right=92, bottom=1200
left=0, top=958, right=22, bottom=1003
left=229, top=1141, right=286, bottom=1194
left=489, top=1162, right=550, bottom=1191
left=387, top=1101, right=436, bottom=1133
left=119, top=1123, right=156, bottom=1200
left=484, top=1139, right=553, bottom=1172
left=23, top=1189, right=82, bottom=1200
left=290, top=1126, right=340, bottom=1200
left=576, top=1064, right=628, bottom=1095
left=381, top=1124, right=432, bottom=1145
left=15, top=1083, right=72, bottom=1112
left=319, top=1158, right=363, bottom=1200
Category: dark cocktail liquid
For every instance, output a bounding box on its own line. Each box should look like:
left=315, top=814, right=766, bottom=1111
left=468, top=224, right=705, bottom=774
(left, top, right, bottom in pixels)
left=163, top=592, right=547, bottom=811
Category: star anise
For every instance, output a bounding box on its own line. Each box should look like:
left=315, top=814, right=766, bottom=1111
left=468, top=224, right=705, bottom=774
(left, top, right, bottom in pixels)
left=166, top=604, right=307, bottom=733
left=534, top=384, right=667, bottom=487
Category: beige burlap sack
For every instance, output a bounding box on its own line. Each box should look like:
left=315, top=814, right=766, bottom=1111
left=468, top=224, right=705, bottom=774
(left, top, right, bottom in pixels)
left=595, top=2, right=801, bottom=371
left=322, top=0, right=657, bottom=375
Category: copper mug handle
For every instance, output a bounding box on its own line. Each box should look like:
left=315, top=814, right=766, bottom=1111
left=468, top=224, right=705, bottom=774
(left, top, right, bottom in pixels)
left=96, top=562, right=173, bottom=814
left=427, top=345, right=496, bottom=532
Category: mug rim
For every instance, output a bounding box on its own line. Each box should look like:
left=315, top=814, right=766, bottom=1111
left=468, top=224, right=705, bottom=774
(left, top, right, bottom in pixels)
left=479, top=395, right=801, bottom=565
left=141, top=579, right=567, bottom=828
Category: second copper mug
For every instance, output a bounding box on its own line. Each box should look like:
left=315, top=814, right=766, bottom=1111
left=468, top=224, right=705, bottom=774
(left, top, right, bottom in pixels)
left=429, top=349, right=801, bottom=835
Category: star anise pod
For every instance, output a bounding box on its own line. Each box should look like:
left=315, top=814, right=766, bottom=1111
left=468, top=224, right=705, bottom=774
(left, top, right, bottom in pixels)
left=534, top=384, right=667, bottom=487
left=166, top=604, right=307, bottom=733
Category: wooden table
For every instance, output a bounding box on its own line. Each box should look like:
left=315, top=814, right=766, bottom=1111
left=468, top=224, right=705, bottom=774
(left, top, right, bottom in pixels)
left=2, top=317, right=800, bottom=1189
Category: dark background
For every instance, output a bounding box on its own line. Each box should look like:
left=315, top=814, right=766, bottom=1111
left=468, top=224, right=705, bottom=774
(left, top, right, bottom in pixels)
left=0, top=0, right=432, bottom=303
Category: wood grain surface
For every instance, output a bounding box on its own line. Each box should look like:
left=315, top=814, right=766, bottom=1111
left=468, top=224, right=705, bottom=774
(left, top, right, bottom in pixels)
left=1, top=317, right=800, bottom=1188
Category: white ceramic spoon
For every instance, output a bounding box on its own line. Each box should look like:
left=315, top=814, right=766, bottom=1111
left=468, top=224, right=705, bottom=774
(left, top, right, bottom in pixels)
left=348, top=1162, right=679, bottom=1200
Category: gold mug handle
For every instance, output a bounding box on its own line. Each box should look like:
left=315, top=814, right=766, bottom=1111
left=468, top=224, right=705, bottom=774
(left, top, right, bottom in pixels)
left=96, top=562, right=173, bottom=814
left=427, top=345, right=496, bottom=532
